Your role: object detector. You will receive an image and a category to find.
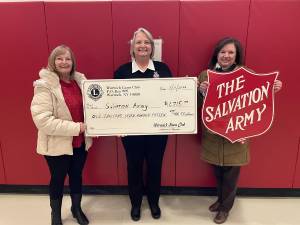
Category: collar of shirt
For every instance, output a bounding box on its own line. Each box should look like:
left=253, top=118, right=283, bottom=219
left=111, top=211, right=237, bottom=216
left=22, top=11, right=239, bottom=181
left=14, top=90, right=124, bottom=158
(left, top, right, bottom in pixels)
left=132, top=59, right=155, bottom=73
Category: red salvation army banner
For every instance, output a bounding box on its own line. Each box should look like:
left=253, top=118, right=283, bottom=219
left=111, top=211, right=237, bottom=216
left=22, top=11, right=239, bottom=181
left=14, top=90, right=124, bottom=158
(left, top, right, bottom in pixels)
left=201, top=67, right=278, bottom=143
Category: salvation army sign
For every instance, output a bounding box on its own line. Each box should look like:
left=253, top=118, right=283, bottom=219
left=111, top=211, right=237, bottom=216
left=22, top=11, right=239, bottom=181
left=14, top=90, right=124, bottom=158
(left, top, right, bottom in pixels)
left=202, top=67, right=278, bottom=143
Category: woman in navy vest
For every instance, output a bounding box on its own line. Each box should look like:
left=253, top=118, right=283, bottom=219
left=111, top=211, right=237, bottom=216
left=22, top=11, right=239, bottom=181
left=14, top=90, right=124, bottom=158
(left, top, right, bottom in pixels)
left=114, top=27, right=172, bottom=221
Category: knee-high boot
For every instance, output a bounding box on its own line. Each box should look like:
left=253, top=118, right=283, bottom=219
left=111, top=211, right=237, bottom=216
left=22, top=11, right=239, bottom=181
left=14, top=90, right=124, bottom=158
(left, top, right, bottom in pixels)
left=50, top=198, right=63, bottom=225
left=71, top=194, right=89, bottom=225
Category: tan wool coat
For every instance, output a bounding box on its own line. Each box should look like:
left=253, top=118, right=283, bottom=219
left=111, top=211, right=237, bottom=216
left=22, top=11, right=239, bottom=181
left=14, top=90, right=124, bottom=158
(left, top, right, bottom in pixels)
left=30, top=69, right=92, bottom=156
left=198, top=69, right=250, bottom=166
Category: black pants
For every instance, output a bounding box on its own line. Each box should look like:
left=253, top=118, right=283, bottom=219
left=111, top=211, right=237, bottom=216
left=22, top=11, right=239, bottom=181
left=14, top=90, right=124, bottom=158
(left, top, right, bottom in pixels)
left=122, top=135, right=168, bottom=208
left=213, top=165, right=240, bottom=212
left=44, top=144, right=88, bottom=200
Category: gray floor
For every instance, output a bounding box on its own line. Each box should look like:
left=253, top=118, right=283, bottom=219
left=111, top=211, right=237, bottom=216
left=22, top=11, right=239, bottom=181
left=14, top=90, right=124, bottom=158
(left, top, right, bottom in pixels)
left=0, top=194, right=299, bottom=225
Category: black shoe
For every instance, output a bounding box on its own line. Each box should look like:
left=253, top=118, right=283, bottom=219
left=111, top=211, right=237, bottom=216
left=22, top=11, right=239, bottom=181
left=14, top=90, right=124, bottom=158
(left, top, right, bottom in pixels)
left=209, top=201, right=220, bottom=212
left=130, top=207, right=141, bottom=221
left=149, top=204, right=161, bottom=219
left=214, top=211, right=229, bottom=224
left=71, top=194, right=89, bottom=225
left=71, top=206, right=89, bottom=225
left=50, top=198, right=63, bottom=225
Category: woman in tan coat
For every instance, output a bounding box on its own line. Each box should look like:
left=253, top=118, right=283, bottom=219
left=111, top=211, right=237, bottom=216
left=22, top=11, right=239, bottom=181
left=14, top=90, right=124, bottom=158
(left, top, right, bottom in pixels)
left=198, top=37, right=282, bottom=224
left=31, top=45, right=92, bottom=225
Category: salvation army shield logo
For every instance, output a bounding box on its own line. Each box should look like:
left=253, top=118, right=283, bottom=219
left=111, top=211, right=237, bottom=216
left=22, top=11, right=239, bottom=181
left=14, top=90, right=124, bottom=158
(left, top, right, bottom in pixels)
left=202, top=67, right=278, bottom=143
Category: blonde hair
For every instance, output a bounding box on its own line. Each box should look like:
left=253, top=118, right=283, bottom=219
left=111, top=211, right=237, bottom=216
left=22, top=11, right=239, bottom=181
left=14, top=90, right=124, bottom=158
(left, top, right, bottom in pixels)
left=130, top=27, right=155, bottom=59
left=47, top=45, right=76, bottom=76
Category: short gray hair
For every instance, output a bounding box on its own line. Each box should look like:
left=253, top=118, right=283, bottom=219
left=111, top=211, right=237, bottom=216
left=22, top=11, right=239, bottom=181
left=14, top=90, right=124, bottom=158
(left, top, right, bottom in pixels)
left=130, top=27, right=155, bottom=59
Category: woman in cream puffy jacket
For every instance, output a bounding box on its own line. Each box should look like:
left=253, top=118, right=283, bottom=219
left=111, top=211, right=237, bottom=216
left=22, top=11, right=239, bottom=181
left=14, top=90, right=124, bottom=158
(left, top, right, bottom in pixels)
left=31, top=66, right=92, bottom=155
left=31, top=45, right=92, bottom=225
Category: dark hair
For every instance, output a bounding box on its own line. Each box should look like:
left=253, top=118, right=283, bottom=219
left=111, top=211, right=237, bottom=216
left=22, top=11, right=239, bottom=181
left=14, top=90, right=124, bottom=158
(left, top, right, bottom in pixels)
left=208, top=37, right=244, bottom=69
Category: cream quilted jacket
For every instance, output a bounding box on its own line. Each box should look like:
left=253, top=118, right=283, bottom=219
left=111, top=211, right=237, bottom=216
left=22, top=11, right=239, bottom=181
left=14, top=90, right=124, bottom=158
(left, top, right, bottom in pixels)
left=30, top=69, right=92, bottom=156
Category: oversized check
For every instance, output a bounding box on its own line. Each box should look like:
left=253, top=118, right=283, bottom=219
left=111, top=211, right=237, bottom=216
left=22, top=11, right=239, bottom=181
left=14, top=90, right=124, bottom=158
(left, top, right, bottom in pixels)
left=82, top=77, right=197, bottom=136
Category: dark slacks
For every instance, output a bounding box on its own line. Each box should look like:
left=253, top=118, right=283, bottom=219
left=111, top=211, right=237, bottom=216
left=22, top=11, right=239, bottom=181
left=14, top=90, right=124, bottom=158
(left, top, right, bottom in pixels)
left=44, top=144, right=88, bottom=200
left=213, top=165, right=240, bottom=212
left=121, top=135, right=168, bottom=208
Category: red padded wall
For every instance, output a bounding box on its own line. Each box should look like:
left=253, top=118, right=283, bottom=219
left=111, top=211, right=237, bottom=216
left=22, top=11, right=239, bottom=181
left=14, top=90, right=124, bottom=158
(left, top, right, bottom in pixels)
left=176, top=0, right=250, bottom=186
left=294, top=138, right=300, bottom=187
left=0, top=145, right=5, bottom=183
left=0, top=2, right=49, bottom=184
left=112, top=0, right=180, bottom=186
left=44, top=2, right=117, bottom=185
left=240, top=0, right=300, bottom=188
left=112, top=0, right=179, bottom=75
left=45, top=2, right=114, bottom=79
